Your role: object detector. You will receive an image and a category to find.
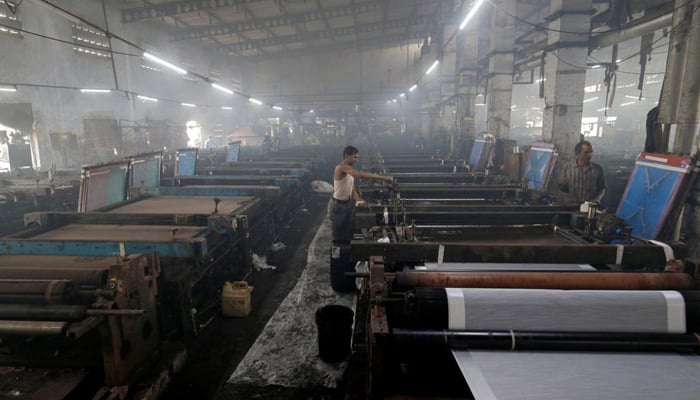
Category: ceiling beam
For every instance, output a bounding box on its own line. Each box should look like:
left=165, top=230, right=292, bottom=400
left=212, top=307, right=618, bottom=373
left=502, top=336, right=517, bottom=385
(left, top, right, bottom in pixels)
left=235, top=30, right=424, bottom=60
left=169, top=0, right=381, bottom=42
left=222, top=16, right=431, bottom=53
left=122, top=0, right=266, bottom=23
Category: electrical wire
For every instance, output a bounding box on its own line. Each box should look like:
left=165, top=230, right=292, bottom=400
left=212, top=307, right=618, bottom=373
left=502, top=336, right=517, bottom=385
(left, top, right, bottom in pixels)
left=0, top=21, right=142, bottom=57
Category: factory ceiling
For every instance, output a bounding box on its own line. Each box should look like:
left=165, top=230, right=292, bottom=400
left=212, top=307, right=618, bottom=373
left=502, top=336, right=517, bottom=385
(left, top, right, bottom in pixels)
left=117, top=0, right=452, bottom=58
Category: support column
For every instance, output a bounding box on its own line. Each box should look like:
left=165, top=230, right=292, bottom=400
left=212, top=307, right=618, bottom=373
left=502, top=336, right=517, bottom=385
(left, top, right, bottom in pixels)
left=456, top=4, right=481, bottom=159
left=420, top=29, right=444, bottom=153
left=657, top=0, right=700, bottom=256
left=485, top=0, right=516, bottom=139
left=541, top=0, right=592, bottom=190
left=658, top=0, right=700, bottom=154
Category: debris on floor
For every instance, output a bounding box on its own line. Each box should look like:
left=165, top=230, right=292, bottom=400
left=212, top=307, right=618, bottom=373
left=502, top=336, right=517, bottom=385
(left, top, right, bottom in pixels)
left=228, top=202, right=355, bottom=389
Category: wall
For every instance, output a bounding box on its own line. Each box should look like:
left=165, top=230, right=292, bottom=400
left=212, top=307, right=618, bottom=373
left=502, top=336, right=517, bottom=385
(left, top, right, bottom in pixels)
left=0, top=0, right=247, bottom=168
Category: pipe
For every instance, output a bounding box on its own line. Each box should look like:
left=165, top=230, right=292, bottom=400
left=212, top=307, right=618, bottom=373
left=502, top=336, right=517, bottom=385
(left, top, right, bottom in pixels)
left=66, top=316, right=104, bottom=339
left=592, top=12, right=673, bottom=49
left=0, top=304, right=86, bottom=321
left=395, top=271, right=695, bottom=290
left=0, top=320, right=67, bottom=336
left=0, top=268, right=108, bottom=286
left=391, top=329, right=700, bottom=352
left=516, top=10, right=673, bottom=74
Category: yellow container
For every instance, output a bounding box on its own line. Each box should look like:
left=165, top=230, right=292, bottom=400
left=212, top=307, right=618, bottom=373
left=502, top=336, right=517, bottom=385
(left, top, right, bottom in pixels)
left=221, top=281, right=253, bottom=317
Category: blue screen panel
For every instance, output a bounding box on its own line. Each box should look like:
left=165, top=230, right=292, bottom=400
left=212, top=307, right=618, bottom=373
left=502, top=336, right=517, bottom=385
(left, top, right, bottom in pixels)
left=227, top=141, right=241, bottom=163
left=176, top=148, right=198, bottom=177
left=524, top=143, right=556, bottom=190
left=616, top=155, right=690, bottom=239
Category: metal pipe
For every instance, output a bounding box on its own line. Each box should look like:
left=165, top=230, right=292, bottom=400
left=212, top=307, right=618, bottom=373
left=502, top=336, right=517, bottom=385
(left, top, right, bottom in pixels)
left=0, top=304, right=86, bottom=321
left=391, top=329, right=700, bottom=352
left=66, top=316, right=104, bottom=339
left=0, top=268, right=108, bottom=286
left=395, top=271, right=695, bottom=290
left=592, top=12, right=673, bottom=49
left=0, top=320, right=67, bottom=336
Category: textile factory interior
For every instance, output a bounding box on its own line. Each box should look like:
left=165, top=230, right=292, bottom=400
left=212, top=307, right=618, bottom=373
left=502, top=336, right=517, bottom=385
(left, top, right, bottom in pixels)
left=1, top=0, right=700, bottom=399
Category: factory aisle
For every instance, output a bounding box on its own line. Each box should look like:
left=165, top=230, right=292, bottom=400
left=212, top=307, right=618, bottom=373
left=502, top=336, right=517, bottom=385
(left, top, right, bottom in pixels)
left=162, top=192, right=335, bottom=400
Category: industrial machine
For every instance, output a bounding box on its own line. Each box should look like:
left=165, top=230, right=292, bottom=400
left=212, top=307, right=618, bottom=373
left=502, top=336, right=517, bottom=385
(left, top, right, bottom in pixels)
left=0, top=148, right=313, bottom=398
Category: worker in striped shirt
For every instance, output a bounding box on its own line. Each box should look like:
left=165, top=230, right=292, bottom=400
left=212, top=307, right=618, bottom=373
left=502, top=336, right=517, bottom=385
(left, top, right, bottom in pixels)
left=558, top=141, right=606, bottom=205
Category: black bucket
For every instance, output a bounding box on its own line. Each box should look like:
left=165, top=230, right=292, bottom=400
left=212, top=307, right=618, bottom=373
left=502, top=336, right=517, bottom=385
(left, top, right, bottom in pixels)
left=315, top=304, right=354, bottom=363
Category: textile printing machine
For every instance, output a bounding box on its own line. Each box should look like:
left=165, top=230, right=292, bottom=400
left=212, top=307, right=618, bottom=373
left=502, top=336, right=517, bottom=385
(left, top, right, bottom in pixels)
left=0, top=154, right=299, bottom=398
left=347, top=234, right=700, bottom=399
left=342, top=156, right=700, bottom=398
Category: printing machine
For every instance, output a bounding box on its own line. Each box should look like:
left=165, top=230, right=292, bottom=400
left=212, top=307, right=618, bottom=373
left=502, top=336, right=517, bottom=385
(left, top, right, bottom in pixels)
left=0, top=151, right=305, bottom=397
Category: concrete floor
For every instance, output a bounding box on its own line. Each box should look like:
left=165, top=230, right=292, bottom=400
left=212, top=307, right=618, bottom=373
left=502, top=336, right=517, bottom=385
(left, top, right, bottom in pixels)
left=162, top=192, right=349, bottom=400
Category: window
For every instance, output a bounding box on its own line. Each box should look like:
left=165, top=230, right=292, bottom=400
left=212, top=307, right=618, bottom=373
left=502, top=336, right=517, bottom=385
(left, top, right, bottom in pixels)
left=0, top=3, right=21, bottom=37
left=72, top=23, right=110, bottom=58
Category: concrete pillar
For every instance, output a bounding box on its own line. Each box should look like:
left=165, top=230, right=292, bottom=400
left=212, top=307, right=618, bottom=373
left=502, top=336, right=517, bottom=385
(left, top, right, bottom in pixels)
left=541, top=0, right=592, bottom=185
left=657, top=0, right=700, bottom=256
left=658, top=0, right=700, bottom=154
left=485, top=0, right=516, bottom=139
left=456, top=11, right=480, bottom=142
left=420, top=29, right=444, bottom=150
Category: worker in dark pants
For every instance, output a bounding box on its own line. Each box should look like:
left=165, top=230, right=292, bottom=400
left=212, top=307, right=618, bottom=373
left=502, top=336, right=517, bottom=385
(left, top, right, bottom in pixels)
left=332, top=145, right=393, bottom=241
left=330, top=146, right=392, bottom=292
left=558, top=140, right=606, bottom=205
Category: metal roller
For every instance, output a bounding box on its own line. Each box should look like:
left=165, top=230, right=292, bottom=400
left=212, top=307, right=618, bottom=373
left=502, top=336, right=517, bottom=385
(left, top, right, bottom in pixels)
left=0, top=268, right=109, bottom=286
left=395, top=271, right=695, bottom=290
left=0, top=280, right=79, bottom=304
left=0, top=304, right=87, bottom=321
left=391, top=329, right=700, bottom=352
left=0, top=320, right=67, bottom=336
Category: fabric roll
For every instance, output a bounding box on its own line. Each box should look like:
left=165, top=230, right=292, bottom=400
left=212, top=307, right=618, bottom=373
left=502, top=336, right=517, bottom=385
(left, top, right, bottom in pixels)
left=446, top=288, right=685, bottom=334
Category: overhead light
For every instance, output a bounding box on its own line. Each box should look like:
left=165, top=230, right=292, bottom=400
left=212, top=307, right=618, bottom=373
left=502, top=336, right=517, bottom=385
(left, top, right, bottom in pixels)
left=248, top=98, right=263, bottom=105
left=212, top=83, right=234, bottom=95
left=583, top=97, right=598, bottom=103
left=80, top=89, right=111, bottom=93
left=409, top=84, right=417, bottom=92
left=181, top=103, right=195, bottom=107
left=459, top=0, right=485, bottom=30
left=597, top=107, right=608, bottom=112
left=531, top=107, right=541, bottom=110
left=137, top=95, right=158, bottom=102
left=392, top=99, right=398, bottom=103
left=511, top=105, right=517, bottom=109
left=399, top=93, right=406, bottom=98
left=143, top=52, right=188, bottom=75
left=272, top=105, right=283, bottom=111
left=387, top=100, right=391, bottom=104
left=221, top=106, right=233, bottom=110
left=619, top=102, right=635, bottom=107
left=475, top=103, right=486, bottom=106
left=590, top=64, right=603, bottom=69
left=625, top=95, right=646, bottom=100
left=426, top=60, right=439, bottom=75
left=309, top=109, right=314, bottom=113
left=0, top=85, right=17, bottom=92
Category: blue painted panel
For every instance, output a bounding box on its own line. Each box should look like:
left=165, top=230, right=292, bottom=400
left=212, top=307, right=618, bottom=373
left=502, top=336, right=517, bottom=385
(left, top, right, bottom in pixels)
left=227, top=141, right=241, bottom=162
left=616, top=158, right=689, bottom=239
left=468, top=140, right=486, bottom=169
left=0, top=239, right=206, bottom=258
left=176, top=148, right=198, bottom=176
left=524, top=143, right=556, bottom=191
left=130, top=153, right=162, bottom=189
left=80, top=163, right=129, bottom=212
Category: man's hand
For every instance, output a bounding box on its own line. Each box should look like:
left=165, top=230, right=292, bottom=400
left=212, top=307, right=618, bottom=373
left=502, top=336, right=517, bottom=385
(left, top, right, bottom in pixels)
left=384, top=175, right=394, bottom=183
left=355, top=200, right=369, bottom=208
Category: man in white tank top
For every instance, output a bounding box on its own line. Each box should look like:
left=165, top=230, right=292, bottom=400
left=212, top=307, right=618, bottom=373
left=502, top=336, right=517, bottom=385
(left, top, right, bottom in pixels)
left=332, top=145, right=393, bottom=241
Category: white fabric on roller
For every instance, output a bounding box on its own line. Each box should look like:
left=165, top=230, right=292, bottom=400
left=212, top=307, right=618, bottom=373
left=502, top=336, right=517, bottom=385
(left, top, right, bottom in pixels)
left=445, top=288, right=686, bottom=334
left=454, top=350, right=700, bottom=400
